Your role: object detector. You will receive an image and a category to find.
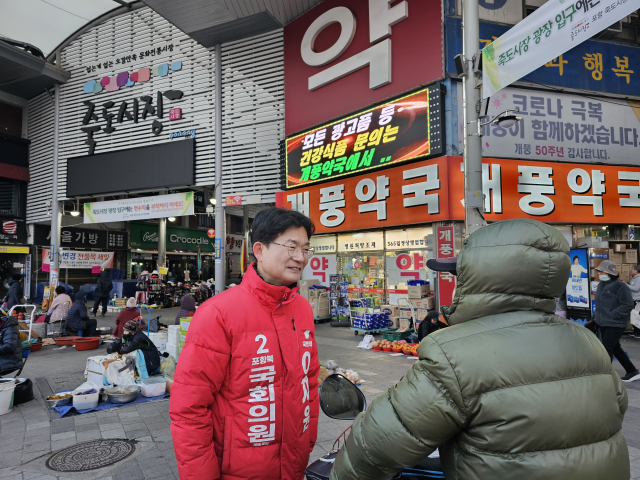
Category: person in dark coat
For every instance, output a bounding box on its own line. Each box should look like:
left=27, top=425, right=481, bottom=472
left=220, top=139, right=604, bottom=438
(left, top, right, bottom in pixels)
left=174, top=294, right=195, bottom=325
left=0, top=315, right=23, bottom=375
left=417, top=310, right=448, bottom=342
left=2, top=274, right=24, bottom=311
left=113, top=297, right=144, bottom=338
left=107, top=320, right=161, bottom=375
left=92, top=269, right=113, bottom=318
left=594, top=260, right=639, bottom=382
left=66, top=292, right=97, bottom=337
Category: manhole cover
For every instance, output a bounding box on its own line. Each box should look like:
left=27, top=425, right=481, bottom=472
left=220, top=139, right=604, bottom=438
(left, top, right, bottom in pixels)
left=46, top=439, right=136, bottom=472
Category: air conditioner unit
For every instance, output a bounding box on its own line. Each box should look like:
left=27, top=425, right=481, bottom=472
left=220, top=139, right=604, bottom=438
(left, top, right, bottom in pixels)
left=600, top=20, right=623, bottom=37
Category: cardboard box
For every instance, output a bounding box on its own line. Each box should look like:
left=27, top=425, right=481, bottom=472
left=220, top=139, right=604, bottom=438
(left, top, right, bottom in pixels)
left=388, top=316, right=399, bottom=328
left=416, top=308, right=429, bottom=320
left=613, top=244, right=627, bottom=252
left=309, top=288, right=328, bottom=299
left=611, top=253, right=623, bottom=264
left=624, top=250, right=638, bottom=264
left=408, top=284, right=430, bottom=299
left=577, top=237, right=602, bottom=248
left=299, top=279, right=321, bottom=301
left=399, top=318, right=412, bottom=330
left=621, top=271, right=630, bottom=282
left=410, top=297, right=434, bottom=310
left=622, top=264, right=631, bottom=274
left=381, top=305, right=399, bottom=316
left=399, top=308, right=413, bottom=319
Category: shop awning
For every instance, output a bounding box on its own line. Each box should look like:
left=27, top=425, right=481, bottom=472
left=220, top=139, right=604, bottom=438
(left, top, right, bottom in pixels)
left=140, top=0, right=323, bottom=46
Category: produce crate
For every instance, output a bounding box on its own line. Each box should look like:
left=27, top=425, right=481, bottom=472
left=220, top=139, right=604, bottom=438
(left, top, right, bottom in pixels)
left=382, top=328, right=414, bottom=342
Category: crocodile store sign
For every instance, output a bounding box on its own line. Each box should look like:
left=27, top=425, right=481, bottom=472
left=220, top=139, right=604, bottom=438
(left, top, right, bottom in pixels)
left=130, top=222, right=214, bottom=252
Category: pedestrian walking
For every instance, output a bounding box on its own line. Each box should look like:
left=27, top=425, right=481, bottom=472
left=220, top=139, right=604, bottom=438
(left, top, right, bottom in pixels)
left=173, top=294, right=195, bottom=325
left=2, top=274, right=24, bottom=311
left=170, top=207, right=319, bottom=480
left=594, top=260, right=640, bottom=382
left=628, top=264, right=640, bottom=338
left=92, top=269, right=113, bottom=317
left=329, top=219, right=631, bottom=480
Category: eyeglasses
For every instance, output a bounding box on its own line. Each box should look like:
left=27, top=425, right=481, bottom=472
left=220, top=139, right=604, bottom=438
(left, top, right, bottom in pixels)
left=271, top=242, right=314, bottom=259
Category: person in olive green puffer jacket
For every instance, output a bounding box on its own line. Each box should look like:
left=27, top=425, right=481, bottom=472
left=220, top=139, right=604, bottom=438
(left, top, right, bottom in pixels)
left=330, top=219, right=629, bottom=480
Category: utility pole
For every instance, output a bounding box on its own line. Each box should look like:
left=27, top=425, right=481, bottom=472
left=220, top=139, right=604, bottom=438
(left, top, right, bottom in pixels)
left=50, top=83, right=61, bottom=288
left=462, top=0, right=487, bottom=236
left=214, top=44, right=225, bottom=294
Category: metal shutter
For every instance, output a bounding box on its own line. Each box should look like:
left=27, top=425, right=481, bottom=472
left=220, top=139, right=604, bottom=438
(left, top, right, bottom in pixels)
left=26, top=92, right=54, bottom=223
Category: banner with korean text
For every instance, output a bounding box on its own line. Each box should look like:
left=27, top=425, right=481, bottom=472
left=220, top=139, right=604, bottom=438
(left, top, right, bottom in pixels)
left=42, top=250, right=114, bottom=269
left=456, top=84, right=640, bottom=165
left=436, top=226, right=457, bottom=308
left=277, top=155, right=640, bottom=232
left=482, top=0, right=640, bottom=97
left=84, top=192, right=194, bottom=224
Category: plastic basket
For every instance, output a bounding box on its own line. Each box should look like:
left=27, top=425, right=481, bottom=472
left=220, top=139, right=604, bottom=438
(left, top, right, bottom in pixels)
left=382, top=328, right=414, bottom=341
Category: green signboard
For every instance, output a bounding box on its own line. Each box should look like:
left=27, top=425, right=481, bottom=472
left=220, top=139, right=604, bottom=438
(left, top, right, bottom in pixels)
left=130, top=222, right=214, bottom=252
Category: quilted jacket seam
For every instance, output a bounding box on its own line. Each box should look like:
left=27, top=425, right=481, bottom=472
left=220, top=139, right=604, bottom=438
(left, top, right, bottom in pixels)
left=437, top=317, right=559, bottom=347
left=432, top=338, right=468, bottom=422
left=457, top=429, right=623, bottom=456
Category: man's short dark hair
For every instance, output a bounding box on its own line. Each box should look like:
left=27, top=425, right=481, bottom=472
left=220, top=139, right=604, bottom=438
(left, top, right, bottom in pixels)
left=251, top=208, right=315, bottom=245
left=55, top=286, right=66, bottom=295
left=633, top=265, right=640, bottom=273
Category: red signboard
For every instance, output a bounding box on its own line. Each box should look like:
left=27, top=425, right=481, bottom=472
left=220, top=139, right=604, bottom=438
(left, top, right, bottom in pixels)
left=276, top=156, right=640, bottom=233
left=284, top=0, right=444, bottom=136
left=436, top=226, right=456, bottom=308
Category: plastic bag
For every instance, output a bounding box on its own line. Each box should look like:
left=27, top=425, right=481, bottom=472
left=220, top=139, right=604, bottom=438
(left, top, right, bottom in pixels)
left=324, top=359, right=338, bottom=370
left=73, top=380, right=100, bottom=394
left=160, top=354, right=177, bottom=378
left=631, top=306, right=640, bottom=329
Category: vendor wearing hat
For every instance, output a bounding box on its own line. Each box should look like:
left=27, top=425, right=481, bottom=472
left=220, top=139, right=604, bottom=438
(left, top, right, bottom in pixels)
left=107, top=319, right=161, bottom=375
left=594, top=259, right=640, bottom=382
left=2, top=273, right=24, bottom=311
left=113, top=297, right=145, bottom=338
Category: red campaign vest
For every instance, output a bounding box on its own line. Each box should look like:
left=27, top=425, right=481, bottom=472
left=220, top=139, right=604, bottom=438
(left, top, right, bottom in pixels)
left=170, top=263, right=320, bottom=480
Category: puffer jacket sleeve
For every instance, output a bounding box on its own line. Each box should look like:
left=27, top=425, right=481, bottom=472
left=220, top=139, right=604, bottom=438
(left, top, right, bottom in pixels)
left=611, top=366, right=628, bottom=416
left=612, top=282, right=634, bottom=320
left=0, top=325, right=19, bottom=356
left=330, top=336, right=467, bottom=480
left=169, top=301, right=231, bottom=480
left=308, top=337, right=320, bottom=453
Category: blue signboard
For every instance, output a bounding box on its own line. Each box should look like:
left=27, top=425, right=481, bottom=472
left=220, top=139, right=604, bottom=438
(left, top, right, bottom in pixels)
left=566, top=249, right=590, bottom=310
left=445, top=17, right=640, bottom=97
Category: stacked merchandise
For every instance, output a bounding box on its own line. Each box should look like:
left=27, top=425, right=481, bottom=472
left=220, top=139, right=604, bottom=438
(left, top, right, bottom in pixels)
left=399, top=280, right=433, bottom=331
left=309, top=286, right=330, bottom=321
left=165, top=324, right=181, bottom=360
left=336, top=275, right=351, bottom=321
left=329, top=275, right=339, bottom=319
left=135, top=271, right=164, bottom=306
left=178, top=317, right=191, bottom=357
left=350, top=298, right=391, bottom=331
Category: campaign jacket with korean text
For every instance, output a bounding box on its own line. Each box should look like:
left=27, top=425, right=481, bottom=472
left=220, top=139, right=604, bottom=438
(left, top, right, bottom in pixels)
left=169, top=263, right=320, bottom=480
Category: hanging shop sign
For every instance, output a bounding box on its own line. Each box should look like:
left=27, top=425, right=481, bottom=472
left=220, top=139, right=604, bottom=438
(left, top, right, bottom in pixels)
left=447, top=17, right=640, bottom=98
left=278, top=155, right=640, bottom=232
left=42, top=249, right=114, bottom=269
left=337, top=232, right=384, bottom=252
left=81, top=41, right=180, bottom=78
left=436, top=226, right=456, bottom=308
left=84, top=193, right=194, bottom=224
left=129, top=222, right=215, bottom=252
left=283, top=0, right=444, bottom=135
left=302, top=254, right=337, bottom=286
left=456, top=84, right=640, bottom=166
left=0, top=218, right=26, bottom=245
left=226, top=234, right=244, bottom=251
left=455, top=0, right=523, bottom=24
left=0, top=246, right=29, bottom=254
left=481, top=0, right=639, bottom=98
left=385, top=228, right=432, bottom=250
left=386, top=252, right=429, bottom=285
left=33, top=225, right=128, bottom=250
left=284, top=85, right=445, bottom=189
left=311, top=235, right=337, bottom=253
left=567, top=248, right=591, bottom=309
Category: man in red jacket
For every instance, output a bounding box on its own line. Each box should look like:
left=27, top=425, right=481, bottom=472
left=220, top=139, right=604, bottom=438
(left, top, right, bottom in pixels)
left=170, top=207, right=320, bottom=480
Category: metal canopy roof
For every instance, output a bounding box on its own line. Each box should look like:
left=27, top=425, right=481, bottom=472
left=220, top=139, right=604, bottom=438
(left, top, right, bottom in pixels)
left=141, top=0, right=323, bottom=46
left=0, top=40, right=70, bottom=99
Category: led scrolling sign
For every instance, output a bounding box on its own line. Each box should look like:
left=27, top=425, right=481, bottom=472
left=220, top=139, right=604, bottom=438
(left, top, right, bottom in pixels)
left=284, top=85, right=444, bottom=189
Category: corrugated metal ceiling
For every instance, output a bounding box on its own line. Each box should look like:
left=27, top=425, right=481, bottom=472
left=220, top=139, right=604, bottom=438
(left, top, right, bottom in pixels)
left=141, top=0, right=323, bottom=46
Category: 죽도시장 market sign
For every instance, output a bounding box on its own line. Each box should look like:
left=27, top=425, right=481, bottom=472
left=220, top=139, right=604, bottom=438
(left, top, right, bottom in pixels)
left=284, top=85, right=445, bottom=189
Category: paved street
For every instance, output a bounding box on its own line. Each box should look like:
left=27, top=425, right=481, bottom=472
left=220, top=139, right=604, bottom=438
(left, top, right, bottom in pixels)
left=1, top=307, right=640, bottom=479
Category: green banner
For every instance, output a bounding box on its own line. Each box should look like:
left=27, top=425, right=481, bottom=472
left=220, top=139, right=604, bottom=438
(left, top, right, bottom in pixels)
left=130, top=222, right=215, bottom=252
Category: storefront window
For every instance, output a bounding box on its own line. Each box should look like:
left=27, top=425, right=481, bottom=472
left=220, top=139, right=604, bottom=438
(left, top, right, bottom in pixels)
left=384, top=227, right=432, bottom=289
left=0, top=179, right=19, bottom=216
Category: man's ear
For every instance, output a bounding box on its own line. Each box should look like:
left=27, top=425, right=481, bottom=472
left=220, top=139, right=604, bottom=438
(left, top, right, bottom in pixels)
left=253, top=242, right=264, bottom=262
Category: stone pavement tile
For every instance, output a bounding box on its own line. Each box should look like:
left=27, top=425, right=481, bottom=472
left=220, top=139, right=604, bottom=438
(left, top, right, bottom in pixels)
left=76, top=430, right=102, bottom=442
left=113, top=459, right=145, bottom=480
left=155, top=440, right=174, bottom=452
left=0, top=467, right=22, bottom=479
left=123, top=422, right=147, bottom=433
left=102, top=429, right=127, bottom=439
left=23, top=440, right=51, bottom=454
left=0, top=475, right=22, bottom=480
left=23, top=472, right=58, bottom=479
left=21, top=449, right=50, bottom=463
left=51, top=422, right=75, bottom=434
left=25, top=421, right=50, bottom=431
left=630, top=446, right=640, bottom=461
left=101, top=422, right=125, bottom=432
left=75, top=423, right=101, bottom=433
left=127, top=429, right=151, bottom=440
left=53, top=438, right=77, bottom=450
left=98, top=416, right=122, bottom=426
left=96, top=410, right=119, bottom=419
left=118, top=411, right=142, bottom=420
left=24, top=427, right=50, bottom=440
left=142, top=417, right=168, bottom=427
left=143, top=465, right=176, bottom=480
left=150, top=428, right=171, bottom=439
left=135, top=404, right=159, bottom=413
left=136, top=436, right=153, bottom=442
left=74, top=415, right=98, bottom=426
left=51, top=431, right=76, bottom=441
left=155, top=401, right=170, bottom=413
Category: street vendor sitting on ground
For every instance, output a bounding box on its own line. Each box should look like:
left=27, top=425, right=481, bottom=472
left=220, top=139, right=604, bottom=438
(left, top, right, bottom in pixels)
left=106, top=320, right=161, bottom=375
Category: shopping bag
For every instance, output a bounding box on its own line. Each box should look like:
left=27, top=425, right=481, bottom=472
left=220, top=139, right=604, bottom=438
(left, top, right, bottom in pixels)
left=631, top=306, right=640, bottom=329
